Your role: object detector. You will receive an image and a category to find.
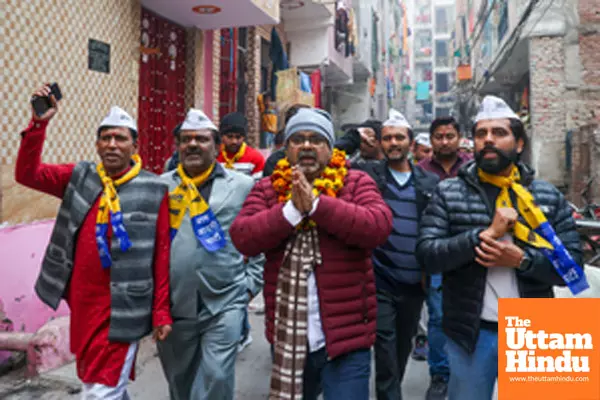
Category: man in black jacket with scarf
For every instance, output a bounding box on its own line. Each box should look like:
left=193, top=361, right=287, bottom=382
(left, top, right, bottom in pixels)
left=416, top=96, right=585, bottom=400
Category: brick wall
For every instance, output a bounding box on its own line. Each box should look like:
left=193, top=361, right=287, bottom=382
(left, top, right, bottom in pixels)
left=580, top=33, right=600, bottom=88
left=569, top=124, right=593, bottom=204
left=569, top=0, right=600, bottom=202
left=578, top=0, right=600, bottom=123
left=529, top=36, right=567, bottom=188
left=578, top=0, right=600, bottom=24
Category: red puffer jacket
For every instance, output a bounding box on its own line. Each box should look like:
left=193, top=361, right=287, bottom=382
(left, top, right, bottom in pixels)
left=230, top=170, right=393, bottom=359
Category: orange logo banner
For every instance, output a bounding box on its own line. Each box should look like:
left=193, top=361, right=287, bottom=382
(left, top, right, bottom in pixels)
left=498, top=298, right=600, bottom=400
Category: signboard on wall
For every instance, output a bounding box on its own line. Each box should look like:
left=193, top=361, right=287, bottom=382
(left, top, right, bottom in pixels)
left=88, top=39, right=110, bottom=74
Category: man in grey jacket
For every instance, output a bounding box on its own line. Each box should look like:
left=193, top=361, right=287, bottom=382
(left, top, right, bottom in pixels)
left=158, top=108, right=264, bottom=400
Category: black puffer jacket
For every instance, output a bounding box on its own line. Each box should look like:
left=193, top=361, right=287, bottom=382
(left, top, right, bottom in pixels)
left=416, top=161, right=583, bottom=354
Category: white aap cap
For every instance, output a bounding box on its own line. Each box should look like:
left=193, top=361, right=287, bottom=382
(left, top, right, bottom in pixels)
left=474, top=95, right=519, bottom=123
left=414, top=133, right=431, bottom=147
left=181, top=108, right=218, bottom=132
left=99, top=106, right=137, bottom=133
left=383, top=109, right=412, bottom=129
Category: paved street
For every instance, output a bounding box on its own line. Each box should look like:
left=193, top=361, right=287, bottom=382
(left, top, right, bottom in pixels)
left=0, top=304, right=431, bottom=400
left=5, top=269, right=598, bottom=399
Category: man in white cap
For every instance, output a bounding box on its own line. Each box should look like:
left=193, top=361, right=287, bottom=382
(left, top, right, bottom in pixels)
left=417, top=95, right=585, bottom=399
left=357, top=109, right=439, bottom=400
left=459, top=137, right=474, bottom=154
left=231, top=107, right=392, bottom=400
left=412, top=133, right=432, bottom=163
left=158, top=108, right=264, bottom=400
left=15, top=84, right=172, bottom=399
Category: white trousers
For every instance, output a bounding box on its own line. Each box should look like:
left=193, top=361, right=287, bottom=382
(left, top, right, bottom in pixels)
left=81, top=342, right=138, bottom=400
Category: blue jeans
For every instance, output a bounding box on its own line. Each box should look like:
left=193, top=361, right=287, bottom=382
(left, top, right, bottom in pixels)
left=303, top=348, right=371, bottom=400
left=426, top=273, right=449, bottom=381
left=446, top=328, right=498, bottom=400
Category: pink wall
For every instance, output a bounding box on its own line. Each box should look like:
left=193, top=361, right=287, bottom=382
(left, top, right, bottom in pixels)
left=0, top=220, right=70, bottom=363
left=204, top=30, right=214, bottom=120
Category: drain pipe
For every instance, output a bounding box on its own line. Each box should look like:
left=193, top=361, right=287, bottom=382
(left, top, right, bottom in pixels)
left=565, top=130, right=573, bottom=195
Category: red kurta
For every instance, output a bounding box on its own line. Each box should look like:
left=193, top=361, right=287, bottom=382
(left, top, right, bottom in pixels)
left=15, top=119, right=172, bottom=387
left=217, top=145, right=266, bottom=174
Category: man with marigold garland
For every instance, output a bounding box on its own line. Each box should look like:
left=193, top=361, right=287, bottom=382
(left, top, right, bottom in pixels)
left=230, top=108, right=393, bottom=400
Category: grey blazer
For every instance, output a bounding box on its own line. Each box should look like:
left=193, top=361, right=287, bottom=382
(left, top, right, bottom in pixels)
left=161, top=167, right=265, bottom=319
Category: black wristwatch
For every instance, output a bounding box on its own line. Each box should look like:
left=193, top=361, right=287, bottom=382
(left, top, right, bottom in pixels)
left=518, top=252, right=532, bottom=270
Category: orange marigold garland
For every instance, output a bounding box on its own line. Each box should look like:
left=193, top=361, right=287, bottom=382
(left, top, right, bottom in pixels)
left=271, top=149, right=348, bottom=229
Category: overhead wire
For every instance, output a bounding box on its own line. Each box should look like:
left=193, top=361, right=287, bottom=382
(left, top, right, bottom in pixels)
left=476, top=0, right=555, bottom=90
left=453, top=0, right=550, bottom=130
left=467, top=0, right=498, bottom=59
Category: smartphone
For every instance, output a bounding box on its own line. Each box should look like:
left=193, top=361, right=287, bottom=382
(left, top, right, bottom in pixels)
left=31, top=83, right=63, bottom=117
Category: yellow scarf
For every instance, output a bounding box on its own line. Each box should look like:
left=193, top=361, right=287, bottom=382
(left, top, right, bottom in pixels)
left=221, top=142, right=247, bottom=169
left=95, top=154, right=142, bottom=267
left=168, top=163, right=226, bottom=250
left=169, top=163, right=214, bottom=237
left=477, top=166, right=552, bottom=249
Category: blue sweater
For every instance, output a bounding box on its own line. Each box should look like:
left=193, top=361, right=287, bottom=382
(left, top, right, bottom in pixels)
left=373, top=170, right=422, bottom=293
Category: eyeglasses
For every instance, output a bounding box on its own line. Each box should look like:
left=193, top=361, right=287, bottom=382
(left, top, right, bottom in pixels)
left=288, top=134, right=328, bottom=146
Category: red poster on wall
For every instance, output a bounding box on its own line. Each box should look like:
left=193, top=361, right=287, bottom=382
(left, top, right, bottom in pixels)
left=138, top=8, right=187, bottom=174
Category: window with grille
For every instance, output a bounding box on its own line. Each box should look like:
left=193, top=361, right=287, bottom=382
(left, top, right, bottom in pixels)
left=436, top=107, right=451, bottom=118
left=435, top=40, right=449, bottom=67
left=435, top=73, right=450, bottom=93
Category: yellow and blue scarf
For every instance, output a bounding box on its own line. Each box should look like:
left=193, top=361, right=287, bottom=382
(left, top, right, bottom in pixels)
left=168, top=163, right=226, bottom=251
left=96, top=154, right=142, bottom=268
left=478, top=166, right=589, bottom=295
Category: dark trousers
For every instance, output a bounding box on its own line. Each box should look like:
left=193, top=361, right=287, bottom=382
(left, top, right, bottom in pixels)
left=375, top=288, right=425, bottom=400
left=269, top=346, right=371, bottom=400
left=303, top=348, right=371, bottom=400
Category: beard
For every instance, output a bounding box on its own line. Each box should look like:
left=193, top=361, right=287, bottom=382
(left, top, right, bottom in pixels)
left=384, top=147, right=408, bottom=162
left=433, top=148, right=458, bottom=161
left=475, top=146, right=519, bottom=174
left=225, top=143, right=241, bottom=154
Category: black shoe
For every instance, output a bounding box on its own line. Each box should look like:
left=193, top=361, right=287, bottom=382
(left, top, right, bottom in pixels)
left=411, top=335, right=428, bottom=361
left=425, top=375, right=448, bottom=400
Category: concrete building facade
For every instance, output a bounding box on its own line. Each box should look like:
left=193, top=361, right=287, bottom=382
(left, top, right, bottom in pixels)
left=330, top=0, right=411, bottom=129
left=405, top=0, right=457, bottom=133
left=452, top=0, right=600, bottom=193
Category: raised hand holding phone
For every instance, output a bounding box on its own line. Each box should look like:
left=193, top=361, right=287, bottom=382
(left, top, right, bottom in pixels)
left=31, top=83, right=60, bottom=121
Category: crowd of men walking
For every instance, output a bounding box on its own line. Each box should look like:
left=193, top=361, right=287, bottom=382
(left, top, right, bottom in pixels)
left=15, top=84, right=586, bottom=400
